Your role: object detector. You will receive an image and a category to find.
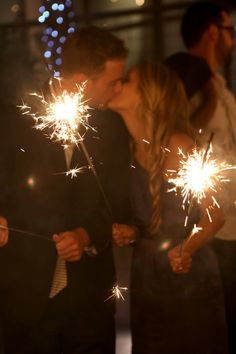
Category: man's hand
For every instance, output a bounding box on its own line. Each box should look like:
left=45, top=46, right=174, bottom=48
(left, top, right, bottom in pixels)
left=53, top=227, right=91, bottom=262
left=112, top=223, right=137, bottom=247
left=0, top=216, right=8, bottom=247
left=203, top=76, right=219, bottom=104
left=168, top=245, right=192, bottom=274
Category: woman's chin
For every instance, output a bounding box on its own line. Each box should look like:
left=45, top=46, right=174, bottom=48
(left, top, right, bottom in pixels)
left=108, top=101, right=119, bottom=112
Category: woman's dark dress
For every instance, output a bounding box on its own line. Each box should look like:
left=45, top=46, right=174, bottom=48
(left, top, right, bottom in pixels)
left=130, top=162, right=228, bottom=354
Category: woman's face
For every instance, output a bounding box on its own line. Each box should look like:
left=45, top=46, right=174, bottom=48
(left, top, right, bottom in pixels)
left=108, top=67, right=141, bottom=114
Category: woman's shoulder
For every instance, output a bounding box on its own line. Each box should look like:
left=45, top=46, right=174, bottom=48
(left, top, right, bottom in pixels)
left=168, top=132, right=194, bottom=155
left=163, top=132, right=194, bottom=174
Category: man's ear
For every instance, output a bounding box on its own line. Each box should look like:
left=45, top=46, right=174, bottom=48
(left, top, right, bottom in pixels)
left=208, top=24, right=219, bottom=42
left=71, top=72, right=89, bottom=84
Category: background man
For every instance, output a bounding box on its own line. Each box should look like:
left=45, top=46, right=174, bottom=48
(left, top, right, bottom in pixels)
left=167, top=3, right=236, bottom=352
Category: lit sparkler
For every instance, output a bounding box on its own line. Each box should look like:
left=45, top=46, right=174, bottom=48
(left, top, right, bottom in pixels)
left=105, top=284, right=128, bottom=302
left=19, top=78, right=94, bottom=146
left=167, top=144, right=236, bottom=222
left=168, top=146, right=235, bottom=203
left=19, top=78, right=113, bottom=219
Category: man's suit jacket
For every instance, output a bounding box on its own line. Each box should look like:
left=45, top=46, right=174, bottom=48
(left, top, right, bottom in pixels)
left=0, top=103, right=131, bottom=333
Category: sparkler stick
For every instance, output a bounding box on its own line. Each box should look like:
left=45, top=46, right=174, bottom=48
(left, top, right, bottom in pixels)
left=19, top=79, right=114, bottom=229
left=0, top=225, right=102, bottom=261
left=202, top=132, right=214, bottom=166
left=76, top=137, right=113, bottom=219
left=0, top=225, right=53, bottom=242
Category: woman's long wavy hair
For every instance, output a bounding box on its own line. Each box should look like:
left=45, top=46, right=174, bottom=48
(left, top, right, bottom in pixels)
left=135, top=61, right=193, bottom=236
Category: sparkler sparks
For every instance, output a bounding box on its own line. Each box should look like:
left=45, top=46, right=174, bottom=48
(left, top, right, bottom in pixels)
left=105, top=284, right=128, bottom=302
left=142, top=139, right=150, bottom=144
left=167, top=146, right=236, bottom=221
left=19, top=78, right=113, bottom=220
left=55, top=166, right=88, bottom=179
left=19, top=79, right=94, bottom=146
left=189, top=224, right=203, bottom=238
left=66, top=166, right=87, bottom=178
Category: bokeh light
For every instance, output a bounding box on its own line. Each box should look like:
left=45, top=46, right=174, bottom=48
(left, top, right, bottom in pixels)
left=38, top=1, right=76, bottom=77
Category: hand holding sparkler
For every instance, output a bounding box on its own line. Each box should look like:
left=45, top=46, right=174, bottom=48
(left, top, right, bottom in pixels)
left=168, top=156, right=225, bottom=260
left=112, top=223, right=138, bottom=247
left=6, top=79, right=114, bottom=244
left=53, top=227, right=91, bottom=262
left=166, top=132, right=234, bottom=263
left=168, top=246, right=192, bottom=274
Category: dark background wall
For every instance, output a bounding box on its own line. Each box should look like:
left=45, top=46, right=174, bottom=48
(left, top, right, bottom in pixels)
left=1, top=0, right=236, bottom=104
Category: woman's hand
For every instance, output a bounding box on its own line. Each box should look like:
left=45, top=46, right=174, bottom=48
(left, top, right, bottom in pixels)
left=168, top=245, right=192, bottom=274
left=112, top=223, right=138, bottom=247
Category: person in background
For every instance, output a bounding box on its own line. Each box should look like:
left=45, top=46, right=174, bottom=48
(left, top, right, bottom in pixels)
left=167, top=3, right=236, bottom=352
left=109, top=61, right=228, bottom=354
left=0, top=26, right=130, bottom=354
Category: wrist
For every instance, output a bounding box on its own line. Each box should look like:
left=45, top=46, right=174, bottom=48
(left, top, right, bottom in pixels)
left=129, top=225, right=139, bottom=241
left=75, top=227, right=91, bottom=248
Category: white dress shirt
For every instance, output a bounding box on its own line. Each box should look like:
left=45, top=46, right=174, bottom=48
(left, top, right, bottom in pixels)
left=191, top=74, right=236, bottom=240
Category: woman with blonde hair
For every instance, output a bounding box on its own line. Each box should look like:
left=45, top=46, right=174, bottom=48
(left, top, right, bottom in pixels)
left=109, top=61, right=228, bottom=354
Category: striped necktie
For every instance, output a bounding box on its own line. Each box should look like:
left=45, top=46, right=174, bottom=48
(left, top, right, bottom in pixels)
left=49, top=256, right=67, bottom=298
left=49, top=145, right=74, bottom=298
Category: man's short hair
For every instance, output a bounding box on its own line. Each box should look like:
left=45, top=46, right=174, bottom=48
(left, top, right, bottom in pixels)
left=181, top=1, right=230, bottom=49
left=61, top=26, right=128, bottom=78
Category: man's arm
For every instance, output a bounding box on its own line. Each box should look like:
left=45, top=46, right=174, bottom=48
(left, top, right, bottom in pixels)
left=52, top=228, right=90, bottom=261
left=0, top=105, right=19, bottom=247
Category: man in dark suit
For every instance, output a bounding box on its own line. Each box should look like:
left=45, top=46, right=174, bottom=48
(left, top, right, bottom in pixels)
left=0, top=27, right=130, bottom=354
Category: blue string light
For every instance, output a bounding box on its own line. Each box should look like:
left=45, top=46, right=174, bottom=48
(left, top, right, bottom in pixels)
left=38, top=0, right=76, bottom=77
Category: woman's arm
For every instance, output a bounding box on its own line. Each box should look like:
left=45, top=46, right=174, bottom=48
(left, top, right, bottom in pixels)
left=182, top=198, right=225, bottom=256
left=166, top=133, right=225, bottom=273
left=168, top=196, right=224, bottom=274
